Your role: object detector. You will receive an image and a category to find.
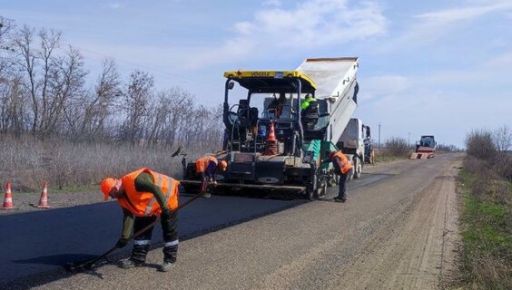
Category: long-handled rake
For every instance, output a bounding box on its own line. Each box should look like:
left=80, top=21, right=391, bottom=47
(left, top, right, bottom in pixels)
left=65, top=192, right=205, bottom=272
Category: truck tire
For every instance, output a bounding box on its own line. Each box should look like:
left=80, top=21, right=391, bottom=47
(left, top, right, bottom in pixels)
left=327, top=172, right=338, bottom=187
left=353, top=157, right=362, bottom=179
left=305, top=170, right=318, bottom=200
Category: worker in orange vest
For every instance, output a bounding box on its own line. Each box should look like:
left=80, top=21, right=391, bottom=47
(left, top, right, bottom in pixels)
left=195, top=155, right=228, bottom=196
left=100, top=168, right=179, bottom=272
left=328, top=150, right=353, bottom=202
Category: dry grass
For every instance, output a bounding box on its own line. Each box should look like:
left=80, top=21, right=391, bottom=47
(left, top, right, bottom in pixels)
left=0, top=134, right=209, bottom=192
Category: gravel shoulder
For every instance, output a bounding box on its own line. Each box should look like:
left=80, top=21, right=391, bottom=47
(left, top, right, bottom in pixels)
left=34, top=153, right=462, bottom=290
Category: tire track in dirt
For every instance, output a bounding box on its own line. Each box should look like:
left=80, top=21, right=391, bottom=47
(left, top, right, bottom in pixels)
left=332, top=160, right=461, bottom=290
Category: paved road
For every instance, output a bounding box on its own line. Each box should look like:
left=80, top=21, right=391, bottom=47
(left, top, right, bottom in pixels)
left=25, top=153, right=461, bottom=290
left=0, top=170, right=389, bottom=289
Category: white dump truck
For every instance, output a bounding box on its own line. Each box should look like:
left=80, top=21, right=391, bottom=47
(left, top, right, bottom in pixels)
left=338, top=118, right=374, bottom=179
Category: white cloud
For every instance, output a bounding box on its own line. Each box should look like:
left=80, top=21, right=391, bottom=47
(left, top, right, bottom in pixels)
left=378, top=0, right=512, bottom=52
left=415, top=1, right=512, bottom=25
left=188, top=0, right=387, bottom=68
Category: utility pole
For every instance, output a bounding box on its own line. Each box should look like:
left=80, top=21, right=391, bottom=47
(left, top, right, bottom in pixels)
left=378, top=123, right=381, bottom=149
left=408, top=132, right=411, bottom=146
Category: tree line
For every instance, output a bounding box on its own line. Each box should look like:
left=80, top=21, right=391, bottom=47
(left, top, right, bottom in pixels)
left=0, top=16, right=223, bottom=151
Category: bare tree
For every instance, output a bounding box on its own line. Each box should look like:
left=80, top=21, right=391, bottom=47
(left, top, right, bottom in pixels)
left=121, top=70, right=154, bottom=144
left=0, top=16, right=16, bottom=76
left=14, top=25, right=39, bottom=134
left=160, top=87, right=194, bottom=147
left=38, top=29, right=61, bottom=133
left=0, top=76, right=26, bottom=134
left=78, top=59, right=121, bottom=139
left=49, top=46, right=87, bottom=135
left=493, top=125, right=511, bottom=154
left=2, top=20, right=225, bottom=154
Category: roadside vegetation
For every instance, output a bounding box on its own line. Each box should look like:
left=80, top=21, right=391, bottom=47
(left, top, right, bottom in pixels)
left=456, top=126, right=512, bottom=289
left=0, top=17, right=223, bottom=192
left=373, top=137, right=410, bottom=162
left=375, top=137, right=459, bottom=163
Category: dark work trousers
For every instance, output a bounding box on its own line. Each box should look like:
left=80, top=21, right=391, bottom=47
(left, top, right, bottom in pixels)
left=337, top=173, right=348, bottom=199
left=200, top=162, right=217, bottom=192
left=131, top=210, right=179, bottom=263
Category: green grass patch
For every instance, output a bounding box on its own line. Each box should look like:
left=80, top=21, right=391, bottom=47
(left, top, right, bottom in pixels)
left=458, top=168, right=512, bottom=289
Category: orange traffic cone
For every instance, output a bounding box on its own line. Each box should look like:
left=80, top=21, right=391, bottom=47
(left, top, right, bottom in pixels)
left=37, top=182, right=50, bottom=209
left=266, top=121, right=277, bottom=142
left=2, top=182, right=14, bottom=209
left=264, top=121, right=278, bottom=155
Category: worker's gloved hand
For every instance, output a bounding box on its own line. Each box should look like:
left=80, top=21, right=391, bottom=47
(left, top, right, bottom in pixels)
left=115, top=238, right=129, bottom=248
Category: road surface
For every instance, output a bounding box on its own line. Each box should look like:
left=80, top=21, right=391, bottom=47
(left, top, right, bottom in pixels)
left=1, top=153, right=461, bottom=289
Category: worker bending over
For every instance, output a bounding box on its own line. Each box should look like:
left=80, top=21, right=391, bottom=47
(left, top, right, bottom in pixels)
left=100, top=168, right=179, bottom=272
left=195, top=155, right=228, bottom=196
left=328, top=150, right=353, bottom=203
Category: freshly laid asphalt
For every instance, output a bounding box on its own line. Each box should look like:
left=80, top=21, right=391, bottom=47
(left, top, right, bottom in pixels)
left=0, top=173, right=389, bottom=288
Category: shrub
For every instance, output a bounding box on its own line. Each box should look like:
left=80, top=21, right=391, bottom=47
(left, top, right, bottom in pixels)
left=466, top=130, right=497, bottom=162
left=384, top=137, right=410, bottom=157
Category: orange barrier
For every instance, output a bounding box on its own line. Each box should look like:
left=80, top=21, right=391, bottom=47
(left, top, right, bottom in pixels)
left=2, top=182, right=14, bottom=210
left=37, top=182, right=50, bottom=209
left=409, top=152, right=434, bottom=159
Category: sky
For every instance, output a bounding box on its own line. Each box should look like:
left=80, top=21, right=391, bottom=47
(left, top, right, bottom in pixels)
left=1, top=0, right=511, bottom=147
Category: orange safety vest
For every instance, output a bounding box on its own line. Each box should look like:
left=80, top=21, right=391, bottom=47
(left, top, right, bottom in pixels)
left=117, top=168, right=179, bottom=217
left=195, top=156, right=218, bottom=173
left=332, top=151, right=353, bottom=174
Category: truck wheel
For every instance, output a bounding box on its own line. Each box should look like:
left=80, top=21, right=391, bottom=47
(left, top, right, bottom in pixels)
left=327, top=173, right=338, bottom=187
left=370, top=150, right=375, bottom=165
left=306, top=173, right=318, bottom=200
left=353, top=157, right=362, bottom=179
left=316, top=181, right=327, bottom=197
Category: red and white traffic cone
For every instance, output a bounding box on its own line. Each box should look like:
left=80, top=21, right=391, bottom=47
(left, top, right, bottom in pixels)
left=37, top=182, right=50, bottom=209
left=2, top=182, right=14, bottom=210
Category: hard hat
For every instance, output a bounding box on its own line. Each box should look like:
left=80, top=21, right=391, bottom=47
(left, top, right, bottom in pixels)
left=100, top=177, right=117, bottom=201
left=218, top=160, right=228, bottom=171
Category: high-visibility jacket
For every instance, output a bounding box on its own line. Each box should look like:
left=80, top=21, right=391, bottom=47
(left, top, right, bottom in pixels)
left=195, top=156, right=218, bottom=173
left=300, top=96, right=315, bottom=110
left=117, top=168, right=179, bottom=217
left=331, top=151, right=353, bottom=174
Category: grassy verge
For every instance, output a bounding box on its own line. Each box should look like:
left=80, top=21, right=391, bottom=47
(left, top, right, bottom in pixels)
left=374, top=148, right=409, bottom=163
left=457, top=167, right=512, bottom=289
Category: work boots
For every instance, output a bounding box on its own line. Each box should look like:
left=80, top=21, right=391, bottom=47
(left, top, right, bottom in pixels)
left=157, top=261, right=174, bottom=272
left=118, top=258, right=144, bottom=269
left=158, top=243, right=178, bottom=272
left=118, top=243, right=150, bottom=269
left=334, top=196, right=346, bottom=203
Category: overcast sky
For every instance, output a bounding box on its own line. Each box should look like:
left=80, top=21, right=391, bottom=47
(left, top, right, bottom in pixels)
left=1, top=0, right=511, bottom=147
